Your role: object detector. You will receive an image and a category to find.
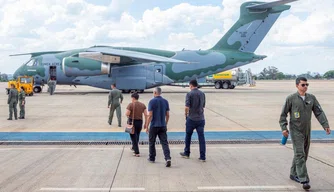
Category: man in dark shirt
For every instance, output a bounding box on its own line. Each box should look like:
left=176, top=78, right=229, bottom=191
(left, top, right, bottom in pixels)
left=180, top=79, right=206, bottom=161
left=145, top=87, right=171, bottom=167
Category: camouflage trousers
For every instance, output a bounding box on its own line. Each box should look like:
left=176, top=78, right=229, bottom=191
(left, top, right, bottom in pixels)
left=290, top=128, right=311, bottom=183
left=108, top=104, right=121, bottom=126
left=8, top=101, right=18, bottom=119
left=19, top=104, right=25, bottom=118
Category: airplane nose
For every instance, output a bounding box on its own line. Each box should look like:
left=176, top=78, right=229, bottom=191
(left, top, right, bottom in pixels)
left=13, top=70, right=19, bottom=79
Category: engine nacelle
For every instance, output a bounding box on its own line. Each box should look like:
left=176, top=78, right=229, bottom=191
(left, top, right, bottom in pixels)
left=62, top=57, right=110, bottom=76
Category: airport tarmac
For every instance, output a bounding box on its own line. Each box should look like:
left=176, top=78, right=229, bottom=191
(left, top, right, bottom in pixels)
left=0, top=143, right=334, bottom=192
left=1, top=81, right=333, bottom=192
left=1, top=80, right=334, bottom=133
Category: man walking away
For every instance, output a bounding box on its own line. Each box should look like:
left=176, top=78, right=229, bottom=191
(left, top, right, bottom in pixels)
left=7, top=84, right=18, bottom=120
left=279, top=77, right=331, bottom=190
left=145, top=87, right=171, bottom=167
left=180, top=79, right=206, bottom=162
left=108, top=84, right=123, bottom=127
left=18, top=86, right=26, bottom=119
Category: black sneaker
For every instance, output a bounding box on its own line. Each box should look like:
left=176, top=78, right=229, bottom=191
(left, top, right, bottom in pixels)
left=290, top=175, right=300, bottom=183
left=302, top=182, right=311, bottom=190
left=166, top=160, right=171, bottom=167
left=179, top=152, right=189, bottom=159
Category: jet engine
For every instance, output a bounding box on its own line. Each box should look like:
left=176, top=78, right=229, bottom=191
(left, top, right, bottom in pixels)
left=62, top=52, right=122, bottom=77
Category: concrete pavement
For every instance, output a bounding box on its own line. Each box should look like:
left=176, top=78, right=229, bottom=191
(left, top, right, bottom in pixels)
left=0, top=143, right=334, bottom=192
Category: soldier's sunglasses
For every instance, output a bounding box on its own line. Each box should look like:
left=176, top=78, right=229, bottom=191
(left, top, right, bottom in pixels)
left=301, top=83, right=309, bottom=87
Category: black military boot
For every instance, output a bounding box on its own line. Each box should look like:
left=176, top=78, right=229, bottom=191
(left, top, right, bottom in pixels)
left=302, top=182, right=311, bottom=190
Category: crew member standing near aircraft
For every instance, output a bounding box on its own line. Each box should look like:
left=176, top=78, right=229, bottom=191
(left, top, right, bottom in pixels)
left=47, top=78, right=54, bottom=95
left=279, top=77, right=331, bottom=190
left=180, top=79, right=206, bottom=162
left=108, top=84, right=123, bottom=127
left=145, top=87, right=171, bottom=167
left=7, top=84, right=18, bottom=120
left=18, top=86, right=26, bottom=119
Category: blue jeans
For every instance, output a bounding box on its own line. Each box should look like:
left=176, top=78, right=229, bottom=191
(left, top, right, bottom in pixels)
left=184, top=118, right=206, bottom=160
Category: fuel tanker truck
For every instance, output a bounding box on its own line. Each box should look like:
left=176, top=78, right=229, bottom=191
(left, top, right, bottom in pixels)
left=170, top=69, right=255, bottom=89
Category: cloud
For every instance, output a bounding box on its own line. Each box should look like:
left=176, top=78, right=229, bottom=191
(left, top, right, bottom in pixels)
left=0, top=0, right=333, bottom=76
left=0, top=44, right=15, bottom=50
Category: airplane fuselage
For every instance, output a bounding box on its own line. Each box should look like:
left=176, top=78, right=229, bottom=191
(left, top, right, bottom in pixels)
left=13, top=46, right=264, bottom=92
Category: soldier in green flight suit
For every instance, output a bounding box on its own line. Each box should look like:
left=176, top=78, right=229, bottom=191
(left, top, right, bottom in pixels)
left=279, top=77, right=331, bottom=191
left=18, top=86, right=26, bottom=119
left=7, top=84, right=18, bottom=120
left=108, top=84, right=123, bottom=127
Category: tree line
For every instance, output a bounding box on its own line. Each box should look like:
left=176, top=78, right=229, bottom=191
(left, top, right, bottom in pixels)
left=254, top=66, right=334, bottom=80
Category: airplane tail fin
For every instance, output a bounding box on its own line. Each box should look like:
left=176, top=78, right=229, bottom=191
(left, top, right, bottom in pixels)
left=210, top=0, right=297, bottom=53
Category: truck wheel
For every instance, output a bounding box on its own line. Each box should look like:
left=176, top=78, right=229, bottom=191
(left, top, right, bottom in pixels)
left=214, top=81, right=222, bottom=89
left=222, top=81, right=230, bottom=89
left=33, top=86, right=41, bottom=93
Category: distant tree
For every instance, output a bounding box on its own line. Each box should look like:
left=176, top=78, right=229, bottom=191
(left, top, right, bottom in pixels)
left=258, top=66, right=280, bottom=80
left=0, top=73, right=9, bottom=82
left=324, top=70, right=334, bottom=79
left=276, top=72, right=285, bottom=80
left=312, top=72, right=322, bottom=79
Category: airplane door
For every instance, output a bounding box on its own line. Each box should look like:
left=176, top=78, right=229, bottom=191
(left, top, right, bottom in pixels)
left=49, top=66, right=57, bottom=80
left=154, top=65, right=163, bottom=83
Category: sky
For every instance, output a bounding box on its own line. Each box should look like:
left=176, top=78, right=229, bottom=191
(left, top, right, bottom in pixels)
left=0, top=0, right=333, bottom=75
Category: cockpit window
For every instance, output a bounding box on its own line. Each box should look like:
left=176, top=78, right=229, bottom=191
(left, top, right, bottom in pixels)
left=20, top=77, right=32, bottom=83
left=25, top=59, right=38, bottom=66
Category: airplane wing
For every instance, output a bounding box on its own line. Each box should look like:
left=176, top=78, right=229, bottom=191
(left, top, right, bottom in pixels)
left=246, top=0, right=298, bottom=10
left=86, top=47, right=194, bottom=64
left=9, top=51, right=65, bottom=57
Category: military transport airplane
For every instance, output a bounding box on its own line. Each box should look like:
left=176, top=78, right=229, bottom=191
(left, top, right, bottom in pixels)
left=11, top=0, right=297, bottom=93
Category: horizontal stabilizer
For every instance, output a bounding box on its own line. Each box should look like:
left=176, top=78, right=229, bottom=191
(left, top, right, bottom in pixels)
left=246, top=0, right=298, bottom=10
left=10, top=51, right=65, bottom=57
left=87, top=47, right=195, bottom=64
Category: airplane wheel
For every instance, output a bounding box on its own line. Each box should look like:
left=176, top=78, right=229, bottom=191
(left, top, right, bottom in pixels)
left=138, top=90, right=144, bottom=93
left=33, top=86, right=41, bottom=93
left=214, top=81, right=221, bottom=89
left=229, top=85, right=235, bottom=89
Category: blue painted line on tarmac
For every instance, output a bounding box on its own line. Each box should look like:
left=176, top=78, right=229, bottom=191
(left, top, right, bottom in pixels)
left=0, top=131, right=333, bottom=141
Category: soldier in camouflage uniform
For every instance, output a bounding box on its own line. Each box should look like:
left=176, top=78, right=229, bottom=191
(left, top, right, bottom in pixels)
left=7, top=84, right=18, bottom=120
left=48, top=79, right=55, bottom=95
left=279, top=77, right=331, bottom=190
left=108, top=84, right=123, bottom=127
left=18, top=86, right=26, bottom=119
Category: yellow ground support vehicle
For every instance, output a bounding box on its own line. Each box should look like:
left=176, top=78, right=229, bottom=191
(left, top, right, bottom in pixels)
left=6, top=76, right=34, bottom=96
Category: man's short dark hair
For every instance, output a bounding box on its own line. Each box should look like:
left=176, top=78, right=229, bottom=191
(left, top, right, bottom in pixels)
left=296, top=77, right=307, bottom=85
left=20, top=86, right=24, bottom=90
left=189, top=79, right=198, bottom=87
left=131, top=92, right=139, bottom=100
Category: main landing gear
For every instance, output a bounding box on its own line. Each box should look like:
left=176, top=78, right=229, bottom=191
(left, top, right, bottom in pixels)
left=121, top=89, right=145, bottom=94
